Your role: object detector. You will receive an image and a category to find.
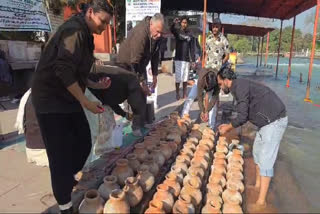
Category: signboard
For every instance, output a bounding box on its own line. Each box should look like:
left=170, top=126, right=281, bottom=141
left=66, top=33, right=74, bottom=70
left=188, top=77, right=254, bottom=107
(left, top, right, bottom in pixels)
left=125, top=0, right=161, bottom=37
left=0, top=0, right=51, bottom=31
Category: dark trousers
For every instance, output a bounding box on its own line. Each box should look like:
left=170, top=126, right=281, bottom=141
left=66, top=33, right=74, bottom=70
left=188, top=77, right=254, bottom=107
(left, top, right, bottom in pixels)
left=36, top=111, right=91, bottom=205
left=128, top=86, right=147, bottom=130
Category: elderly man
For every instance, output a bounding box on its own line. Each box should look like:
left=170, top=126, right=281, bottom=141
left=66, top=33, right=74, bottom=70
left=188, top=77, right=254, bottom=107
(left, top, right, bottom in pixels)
left=117, top=13, right=164, bottom=136
left=217, top=65, right=288, bottom=212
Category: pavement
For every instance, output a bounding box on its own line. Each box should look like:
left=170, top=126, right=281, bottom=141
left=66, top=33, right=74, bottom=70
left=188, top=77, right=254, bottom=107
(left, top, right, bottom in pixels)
left=0, top=72, right=201, bottom=213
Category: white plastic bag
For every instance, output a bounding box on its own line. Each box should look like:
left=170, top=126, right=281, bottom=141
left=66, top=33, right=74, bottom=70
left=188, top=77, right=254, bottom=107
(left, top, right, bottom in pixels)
left=111, top=122, right=124, bottom=148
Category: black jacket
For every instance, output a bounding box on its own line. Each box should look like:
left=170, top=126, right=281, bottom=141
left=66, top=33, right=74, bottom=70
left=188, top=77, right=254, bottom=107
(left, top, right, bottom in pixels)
left=170, top=23, right=195, bottom=62
left=230, top=78, right=286, bottom=128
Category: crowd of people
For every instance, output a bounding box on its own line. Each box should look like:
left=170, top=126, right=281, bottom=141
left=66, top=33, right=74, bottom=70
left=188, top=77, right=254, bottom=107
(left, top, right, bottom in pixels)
left=16, top=0, right=288, bottom=213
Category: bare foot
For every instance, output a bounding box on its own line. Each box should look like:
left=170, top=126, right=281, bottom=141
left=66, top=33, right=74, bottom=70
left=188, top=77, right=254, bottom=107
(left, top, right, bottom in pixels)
left=246, top=203, right=267, bottom=213
left=176, top=93, right=180, bottom=100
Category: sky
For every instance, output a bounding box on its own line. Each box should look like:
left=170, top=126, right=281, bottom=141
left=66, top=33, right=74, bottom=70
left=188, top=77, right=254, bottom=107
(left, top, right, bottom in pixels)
left=220, top=6, right=317, bottom=34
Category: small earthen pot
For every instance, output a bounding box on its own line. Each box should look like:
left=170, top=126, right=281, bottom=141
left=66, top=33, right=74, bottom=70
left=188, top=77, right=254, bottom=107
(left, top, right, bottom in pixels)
left=172, top=193, right=195, bottom=214
left=98, top=176, right=120, bottom=200
left=214, top=158, right=227, bottom=167
left=145, top=200, right=166, bottom=214
left=160, top=141, right=173, bottom=160
left=205, top=193, right=223, bottom=205
left=123, top=177, right=143, bottom=207
left=150, top=147, right=166, bottom=168
left=222, top=203, right=243, bottom=214
left=212, top=163, right=227, bottom=175
left=189, top=130, right=202, bottom=140
left=152, top=184, right=175, bottom=213
left=79, top=189, right=104, bottom=214
left=170, top=167, right=184, bottom=185
left=126, top=154, right=140, bottom=174
left=206, top=183, right=223, bottom=196
left=167, top=132, right=182, bottom=144
left=200, top=139, right=214, bottom=150
left=216, top=144, right=228, bottom=154
left=144, top=155, right=159, bottom=176
left=133, top=143, right=148, bottom=162
left=180, top=178, right=202, bottom=207
left=201, top=200, right=222, bottom=214
left=111, top=159, right=134, bottom=187
left=163, top=173, right=181, bottom=198
left=226, top=178, right=244, bottom=193
left=186, top=137, right=199, bottom=146
left=168, top=141, right=178, bottom=153
left=183, top=170, right=202, bottom=187
left=226, top=169, right=244, bottom=181
left=222, top=183, right=242, bottom=205
left=188, top=166, right=205, bottom=179
left=227, top=160, right=243, bottom=172
left=228, top=154, right=244, bottom=165
left=209, top=172, right=227, bottom=188
left=214, top=152, right=226, bottom=159
left=137, top=165, right=155, bottom=192
left=103, top=189, right=130, bottom=214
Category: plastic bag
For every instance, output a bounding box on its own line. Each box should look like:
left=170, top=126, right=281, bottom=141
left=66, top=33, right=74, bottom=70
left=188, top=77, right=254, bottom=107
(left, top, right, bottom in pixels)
left=111, top=122, right=124, bottom=149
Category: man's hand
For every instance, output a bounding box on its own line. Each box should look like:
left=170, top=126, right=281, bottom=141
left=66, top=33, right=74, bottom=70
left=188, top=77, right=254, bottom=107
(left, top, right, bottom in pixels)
left=218, top=123, right=233, bottom=135
left=140, top=81, right=151, bottom=96
left=81, top=100, right=104, bottom=114
left=151, top=75, right=158, bottom=89
left=200, top=112, right=209, bottom=122
left=87, top=77, right=111, bottom=89
left=125, top=112, right=133, bottom=121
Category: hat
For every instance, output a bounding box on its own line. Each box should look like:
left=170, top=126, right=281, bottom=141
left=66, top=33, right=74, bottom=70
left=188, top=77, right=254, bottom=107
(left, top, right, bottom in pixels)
left=212, top=18, right=222, bottom=25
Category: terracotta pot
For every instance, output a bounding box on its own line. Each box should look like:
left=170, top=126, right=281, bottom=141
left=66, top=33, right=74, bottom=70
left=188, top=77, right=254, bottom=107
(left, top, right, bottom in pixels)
left=167, top=133, right=182, bottom=144
left=227, top=160, right=243, bottom=172
left=232, top=148, right=242, bottom=156
left=183, top=170, right=202, bottom=187
left=111, top=159, right=134, bottom=187
left=186, top=137, right=199, bottom=145
left=160, top=141, right=173, bottom=160
left=153, top=184, right=174, bottom=213
left=189, top=130, right=202, bottom=140
left=226, top=179, right=244, bottom=193
left=184, top=141, right=197, bottom=152
left=231, top=139, right=240, bottom=146
left=144, top=155, right=159, bottom=176
left=190, top=159, right=207, bottom=171
left=212, top=163, right=226, bottom=175
left=209, top=172, right=226, bottom=188
left=218, top=136, right=227, bottom=143
left=163, top=173, right=181, bottom=198
left=170, top=167, right=184, bottom=185
left=202, top=200, right=222, bottom=214
left=228, top=154, right=244, bottom=165
left=197, top=143, right=211, bottom=153
left=203, top=127, right=215, bottom=135
left=133, top=143, right=148, bottom=162
left=206, top=183, right=223, bottom=196
left=137, top=165, right=155, bottom=192
left=126, top=154, right=140, bottom=174
left=226, top=169, right=244, bottom=181
left=104, top=189, right=130, bottom=213
left=172, top=161, right=188, bottom=176
left=202, top=133, right=215, bottom=142
left=222, top=203, right=243, bottom=214
left=98, top=176, right=120, bottom=200
left=145, top=200, right=166, bottom=214
left=176, top=154, right=191, bottom=166
left=191, top=155, right=209, bottom=170
left=192, top=124, right=200, bottom=131
left=200, top=139, right=214, bottom=150
left=205, top=193, right=223, bottom=205
left=169, top=112, right=180, bottom=120
left=180, top=147, right=194, bottom=159
left=79, top=189, right=104, bottom=214
left=222, top=183, right=242, bottom=205
left=144, top=136, right=158, bottom=146
left=150, top=147, right=166, bottom=168
left=168, top=141, right=178, bottom=153
left=188, top=166, right=205, bottom=179
left=194, top=150, right=210, bottom=162
left=216, top=144, right=228, bottom=154
left=177, top=120, right=188, bottom=135
left=214, top=152, right=226, bottom=159
left=172, top=193, right=195, bottom=214
left=214, top=158, right=227, bottom=167
left=180, top=178, right=202, bottom=207
left=123, top=177, right=143, bottom=207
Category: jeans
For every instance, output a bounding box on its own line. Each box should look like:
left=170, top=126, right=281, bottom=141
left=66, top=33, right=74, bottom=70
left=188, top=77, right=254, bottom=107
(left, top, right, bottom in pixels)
left=253, top=116, right=288, bottom=177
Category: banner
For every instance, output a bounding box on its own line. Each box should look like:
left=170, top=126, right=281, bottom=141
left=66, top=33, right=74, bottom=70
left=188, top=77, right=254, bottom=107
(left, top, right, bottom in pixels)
left=125, top=0, right=161, bottom=37
left=0, top=0, right=51, bottom=31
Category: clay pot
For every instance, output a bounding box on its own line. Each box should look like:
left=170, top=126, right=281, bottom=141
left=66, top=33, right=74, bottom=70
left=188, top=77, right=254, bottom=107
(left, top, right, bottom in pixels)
left=216, top=144, right=228, bottom=154
left=167, top=133, right=182, bottom=144
left=153, top=184, right=175, bottom=213
left=194, top=150, right=210, bottom=162
left=226, top=169, right=244, bottom=181
left=177, top=120, right=188, bottom=135
left=226, top=179, right=244, bottom=193
left=168, top=141, right=178, bottom=153
left=214, top=158, right=227, bottom=167
left=197, top=143, right=211, bottom=153
left=202, top=133, right=215, bottom=142
left=232, top=148, right=242, bottom=156
left=180, top=178, right=202, bottom=207
left=176, top=154, right=191, bottom=166
left=98, top=176, right=120, bottom=200
left=79, top=189, right=104, bottom=214
left=133, top=143, right=148, bottom=162
left=222, top=183, right=242, bottom=205
left=170, top=167, right=184, bottom=185
left=104, top=189, right=130, bottom=214
left=212, top=163, right=227, bottom=175
left=163, top=173, right=181, bottom=198
left=123, top=177, right=143, bottom=207
left=183, top=170, right=202, bottom=187
left=145, top=200, right=166, bottom=214
left=137, top=165, right=155, bottom=192
left=172, top=160, right=188, bottom=176
left=206, top=183, right=223, bottom=196
left=218, top=136, right=227, bottom=143
left=214, top=152, right=226, bottom=159
left=126, top=154, right=140, bottom=173
left=203, top=127, right=215, bottom=135
left=160, top=141, right=173, bottom=160
left=231, top=139, right=240, bottom=146
left=187, top=137, right=199, bottom=145
left=200, top=139, right=214, bottom=150
left=205, top=193, right=223, bottom=205
left=202, top=200, right=222, bottom=214
left=190, top=159, right=208, bottom=171
left=150, top=147, right=166, bottom=168
left=223, top=203, right=243, bottom=214
left=169, top=111, right=180, bottom=120
left=191, top=155, right=209, bottom=170
left=172, top=193, right=195, bottom=214
left=209, top=172, right=227, bottom=188
left=189, top=130, right=202, bottom=140
left=192, top=124, right=200, bottom=131
left=144, top=155, right=159, bottom=176
left=228, top=154, right=244, bottom=165
left=180, top=147, right=194, bottom=159
left=188, top=166, right=205, bottom=179
left=144, top=136, right=158, bottom=146
left=184, top=141, right=197, bottom=152
left=111, top=159, right=134, bottom=186
left=227, top=160, right=243, bottom=172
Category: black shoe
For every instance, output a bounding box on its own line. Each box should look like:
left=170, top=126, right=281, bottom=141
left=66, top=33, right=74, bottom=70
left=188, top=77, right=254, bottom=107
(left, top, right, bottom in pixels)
left=60, top=207, right=73, bottom=214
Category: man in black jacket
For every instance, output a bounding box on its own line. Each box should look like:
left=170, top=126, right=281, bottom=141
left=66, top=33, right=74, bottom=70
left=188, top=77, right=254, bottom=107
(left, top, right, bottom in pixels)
left=217, top=66, right=288, bottom=211
left=171, top=16, right=195, bottom=100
